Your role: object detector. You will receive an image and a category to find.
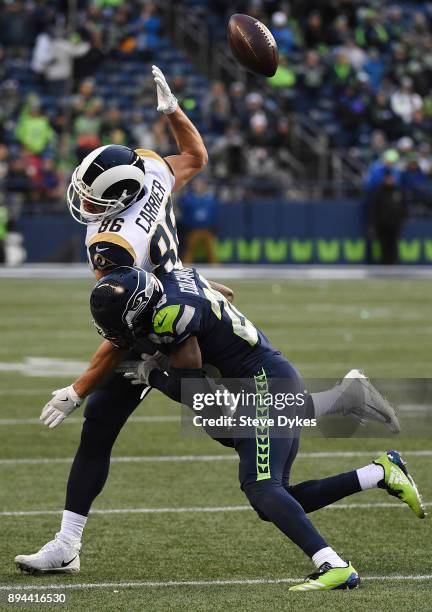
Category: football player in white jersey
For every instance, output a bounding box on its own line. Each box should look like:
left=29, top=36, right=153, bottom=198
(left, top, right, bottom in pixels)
left=15, top=66, right=233, bottom=574
left=80, top=146, right=181, bottom=275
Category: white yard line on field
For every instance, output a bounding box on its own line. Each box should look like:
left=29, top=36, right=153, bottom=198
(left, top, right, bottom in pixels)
left=0, top=450, right=431, bottom=466
left=0, top=405, right=428, bottom=425
left=0, top=358, right=89, bottom=378
left=0, top=455, right=236, bottom=465
left=0, top=390, right=52, bottom=395
left=0, top=416, right=178, bottom=425
left=0, top=501, right=430, bottom=517
left=1, top=575, right=432, bottom=591
left=1, top=506, right=250, bottom=517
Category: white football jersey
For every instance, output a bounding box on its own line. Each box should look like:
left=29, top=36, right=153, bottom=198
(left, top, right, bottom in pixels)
left=85, top=149, right=182, bottom=275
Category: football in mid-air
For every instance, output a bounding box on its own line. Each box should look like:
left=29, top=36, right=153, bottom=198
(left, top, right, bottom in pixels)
left=228, top=14, right=279, bottom=77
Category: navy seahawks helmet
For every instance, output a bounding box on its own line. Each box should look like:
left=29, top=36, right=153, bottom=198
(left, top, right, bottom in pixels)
left=90, top=267, right=163, bottom=348
left=67, top=145, right=146, bottom=224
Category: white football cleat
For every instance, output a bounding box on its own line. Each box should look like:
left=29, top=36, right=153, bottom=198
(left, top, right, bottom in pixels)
left=341, top=369, right=400, bottom=433
left=15, top=535, right=81, bottom=574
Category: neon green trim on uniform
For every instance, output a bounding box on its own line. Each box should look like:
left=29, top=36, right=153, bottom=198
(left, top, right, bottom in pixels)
left=153, top=305, right=181, bottom=334
left=254, top=368, right=271, bottom=481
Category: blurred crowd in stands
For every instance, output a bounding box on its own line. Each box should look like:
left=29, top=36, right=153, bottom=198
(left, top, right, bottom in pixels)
left=0, top=0, right=165, bottom=216
left=0, top=0, right=432, bottom=228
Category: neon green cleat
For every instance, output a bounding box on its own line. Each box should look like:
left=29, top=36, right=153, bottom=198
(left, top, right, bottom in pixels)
left=374, top=450, right=426, bottom=519
left=289, top=562, right=360, bottom=591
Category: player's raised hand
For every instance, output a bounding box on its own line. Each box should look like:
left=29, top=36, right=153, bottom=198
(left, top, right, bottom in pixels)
left=152, top=65, right=178, bottom=115
left=40, top=385, right=83, bottom=429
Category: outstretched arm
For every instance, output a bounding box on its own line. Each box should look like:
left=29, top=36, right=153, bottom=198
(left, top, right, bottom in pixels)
left=152, top=65, right=208, bottom=192
left=164, top=107, right=208, bottom=192
left=208, top=281, right=234, bottom=303
left=73, top=340, right=128, bottom=398
left=40, top=340, right=128, bottom=428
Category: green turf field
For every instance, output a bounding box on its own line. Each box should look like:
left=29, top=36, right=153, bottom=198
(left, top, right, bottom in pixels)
left=0, top=277, right=431, bottom=611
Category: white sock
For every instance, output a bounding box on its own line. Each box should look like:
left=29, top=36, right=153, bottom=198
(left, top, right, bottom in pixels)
left=312, top=546, right=347, bottom=569
left=58, top=510, right=87, bottom=545
left=356, top=464, right=384, bottom=490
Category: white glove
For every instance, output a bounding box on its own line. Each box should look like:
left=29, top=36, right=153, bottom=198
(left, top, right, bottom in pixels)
left=40, top=385, right=84, bottom=429
left=123, top=353, right=162, bottom=385
left=152, top=65, right=178, bottom=115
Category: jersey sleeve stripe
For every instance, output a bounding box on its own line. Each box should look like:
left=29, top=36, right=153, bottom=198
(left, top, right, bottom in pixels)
left=175, top=305, right=196, bottom=335
left=87, top=232, right=137, bottom=263
left=135, top=148, right=175, bottom=175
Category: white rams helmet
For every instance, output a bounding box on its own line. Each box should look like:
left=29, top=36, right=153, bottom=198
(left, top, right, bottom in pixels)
left=67, top=144, right=146, bottom=224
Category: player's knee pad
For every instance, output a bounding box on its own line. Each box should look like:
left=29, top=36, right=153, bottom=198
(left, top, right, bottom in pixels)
left=253, top=507, right=271, bottom=522
left=212, top=436, right=235, bottom=448
left=242, top=479, right=283, bottom=515
left=84, top=388, right=121, bottom=423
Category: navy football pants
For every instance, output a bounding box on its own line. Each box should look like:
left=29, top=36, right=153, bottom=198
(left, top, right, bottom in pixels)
left=65, top=372, right=146, bottom=516
left=66, top=355, right=360, bottom=559
left=235, top=354, right=333, bottom=558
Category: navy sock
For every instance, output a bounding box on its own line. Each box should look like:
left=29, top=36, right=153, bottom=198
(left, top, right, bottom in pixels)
left=286, top=470, right=361, bottom=514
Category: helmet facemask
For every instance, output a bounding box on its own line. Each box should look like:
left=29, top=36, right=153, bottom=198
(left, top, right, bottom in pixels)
left=93, top=320, right=134, bottom=349
left=67, top=167, right=143, bottom=224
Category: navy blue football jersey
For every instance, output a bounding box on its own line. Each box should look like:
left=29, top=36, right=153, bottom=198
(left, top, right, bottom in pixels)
left=147, top=268, right=279, bottom=377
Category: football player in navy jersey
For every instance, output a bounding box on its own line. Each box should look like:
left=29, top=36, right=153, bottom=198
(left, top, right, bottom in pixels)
left=46, top=266, right=422, bottom=591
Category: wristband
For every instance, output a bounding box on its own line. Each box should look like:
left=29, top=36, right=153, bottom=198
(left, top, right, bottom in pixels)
left=68, top=384, right=83, bottom=406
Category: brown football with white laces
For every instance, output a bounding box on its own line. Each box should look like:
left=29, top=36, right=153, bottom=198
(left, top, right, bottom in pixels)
left=228, top=14, right=279, bottom=77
